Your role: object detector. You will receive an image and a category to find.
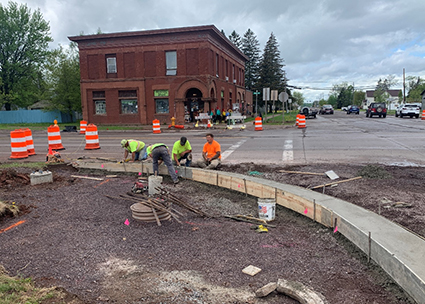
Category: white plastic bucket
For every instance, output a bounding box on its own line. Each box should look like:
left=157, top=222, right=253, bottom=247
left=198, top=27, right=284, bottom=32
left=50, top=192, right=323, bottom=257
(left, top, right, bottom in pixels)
left=258, top=198, right=276, bottom=221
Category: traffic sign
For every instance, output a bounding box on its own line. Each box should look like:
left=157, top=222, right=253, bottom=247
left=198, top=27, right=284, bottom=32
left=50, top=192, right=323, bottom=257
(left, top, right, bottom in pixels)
left=279, top=92, right=288, bottom=102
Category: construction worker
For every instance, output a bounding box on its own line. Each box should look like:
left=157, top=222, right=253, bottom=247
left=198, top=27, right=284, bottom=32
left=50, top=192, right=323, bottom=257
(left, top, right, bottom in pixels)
left=121, top=139, right=147, bottom=162
left=196, top=133, right=221, bottom=169
left=172, top=136, right=192, bottom=167
left=147, top=143, right=179, bottom=184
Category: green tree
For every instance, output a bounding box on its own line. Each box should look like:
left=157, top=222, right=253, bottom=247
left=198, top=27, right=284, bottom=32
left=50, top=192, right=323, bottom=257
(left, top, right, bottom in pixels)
left=0, top=1, right=52, bottom=110
left=228, top=30, right=242, bottom=49
left=292, top=91, right=305, bottom=108
left=257, top=32, right=286, bottom=111
left=331, top=82, right=354, bottom=108
left=325, top=94, right=338, bottom=108
left=45, top=43, right=81, bottom=120
left=353, top=91, right=365, bottom=107
left=241, top=29, right=260, bottom=91
left=406, top=76, right=425, bottom=102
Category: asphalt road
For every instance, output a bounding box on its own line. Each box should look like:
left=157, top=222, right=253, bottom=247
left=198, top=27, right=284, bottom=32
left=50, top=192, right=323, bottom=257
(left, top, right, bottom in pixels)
left=2, top=111, right=425, bottom=166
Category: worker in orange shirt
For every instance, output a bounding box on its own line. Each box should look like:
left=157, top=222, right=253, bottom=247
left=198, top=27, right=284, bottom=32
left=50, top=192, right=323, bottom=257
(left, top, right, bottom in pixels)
left=196, top=133, right=221, bottom=169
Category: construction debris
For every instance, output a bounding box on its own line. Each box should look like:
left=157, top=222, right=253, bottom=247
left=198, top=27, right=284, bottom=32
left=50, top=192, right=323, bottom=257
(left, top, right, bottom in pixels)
left=71, top=175, right=104, bottom=181
left=0, top=201, right=19, bottom=217
left=279, top=170, right=324, bottom=176
left=106, top=193, right=182, bottom=226
left=46, top=151, right=63, bottom=163
left=224, top=214, right=276, bottom=228
left=242, top=265, right=262, bottom=276
left=156, top=187, right=211, bottom=218
left=255, top=282, right=277, bottom=298
left=310, top=176, right=362, bottom=190
left=0, top=169, right=30, bottom=187
left=325, top=170, right=339, bottom=180
left=276, top=278, right=327, bottom=304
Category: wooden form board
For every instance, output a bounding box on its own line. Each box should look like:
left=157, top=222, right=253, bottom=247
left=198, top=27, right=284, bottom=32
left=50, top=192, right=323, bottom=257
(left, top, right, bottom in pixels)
left=191, top=168, right=218, bottom=186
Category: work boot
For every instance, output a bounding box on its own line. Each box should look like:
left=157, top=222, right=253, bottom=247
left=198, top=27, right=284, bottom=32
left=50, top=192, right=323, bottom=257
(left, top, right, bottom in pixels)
left=173, top=179, right=179, bottom=184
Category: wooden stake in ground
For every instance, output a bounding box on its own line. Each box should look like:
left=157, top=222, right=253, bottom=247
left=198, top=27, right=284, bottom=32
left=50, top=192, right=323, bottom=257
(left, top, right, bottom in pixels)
left=279, top=170, right=324, bottom=176
left=310, top=176, right=362, bottom=190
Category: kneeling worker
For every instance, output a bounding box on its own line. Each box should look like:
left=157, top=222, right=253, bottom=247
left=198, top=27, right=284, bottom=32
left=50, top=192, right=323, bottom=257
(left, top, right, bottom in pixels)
left=196, top=133, right=221, bottom=169
left=147, top=143, right=179, bottom=184
left=172, top=136, right=192, bottom=167
left=121, top=139, right=147, bottom=162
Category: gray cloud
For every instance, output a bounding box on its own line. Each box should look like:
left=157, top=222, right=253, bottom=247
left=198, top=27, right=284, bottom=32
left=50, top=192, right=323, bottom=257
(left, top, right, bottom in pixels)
left=5, top=0, right=425, bottom=101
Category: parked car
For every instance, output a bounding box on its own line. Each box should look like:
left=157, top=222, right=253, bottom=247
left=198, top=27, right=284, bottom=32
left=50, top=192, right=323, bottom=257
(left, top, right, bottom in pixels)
left=366, top=103, right=387, bottom=118
left=319, top=104, right=334, bottom=114
left=341, top=106, right=348, bottom=111
left=299, top=107, right=318, bottom=118
left=395, top=104, right=420, bottom=118
left=347, top=105, right=360, bottom=115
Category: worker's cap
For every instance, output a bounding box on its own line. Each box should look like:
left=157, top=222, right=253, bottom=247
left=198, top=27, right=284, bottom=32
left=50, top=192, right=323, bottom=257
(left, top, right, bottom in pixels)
left=180, top=137, right=187, bottom=145
left=120, top=139, right=128, bottom=148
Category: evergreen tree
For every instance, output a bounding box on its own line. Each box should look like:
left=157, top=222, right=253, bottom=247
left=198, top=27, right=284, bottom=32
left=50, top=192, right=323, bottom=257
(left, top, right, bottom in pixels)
left=228, top=30, right=242, bottom=49
left=0, top=1, right=52, bottom=110
left=242, top=29, right=260, bottom=90
left=257, top=33, right=286, bottom=110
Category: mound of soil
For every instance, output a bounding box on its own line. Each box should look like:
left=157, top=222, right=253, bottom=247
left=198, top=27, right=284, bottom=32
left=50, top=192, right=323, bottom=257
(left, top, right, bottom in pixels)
left=0, top=163, right=418, bottom=303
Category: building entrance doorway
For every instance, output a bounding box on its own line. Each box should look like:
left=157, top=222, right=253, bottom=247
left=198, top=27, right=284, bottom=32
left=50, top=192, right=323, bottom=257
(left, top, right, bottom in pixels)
left=185, top=88, right=203, bottom=122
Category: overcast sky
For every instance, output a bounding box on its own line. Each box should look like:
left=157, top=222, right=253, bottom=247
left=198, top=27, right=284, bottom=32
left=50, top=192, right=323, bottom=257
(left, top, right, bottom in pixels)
left=4, top=0, right=425, bottom=101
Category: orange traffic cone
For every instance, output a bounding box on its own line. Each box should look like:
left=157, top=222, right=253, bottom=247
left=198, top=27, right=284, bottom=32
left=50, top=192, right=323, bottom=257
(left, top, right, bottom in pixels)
left=207, top=120, right=211, bottom=128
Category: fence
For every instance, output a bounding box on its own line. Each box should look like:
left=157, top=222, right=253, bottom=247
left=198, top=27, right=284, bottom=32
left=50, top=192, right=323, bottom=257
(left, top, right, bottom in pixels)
left=0, top=109, right=81, bottom=124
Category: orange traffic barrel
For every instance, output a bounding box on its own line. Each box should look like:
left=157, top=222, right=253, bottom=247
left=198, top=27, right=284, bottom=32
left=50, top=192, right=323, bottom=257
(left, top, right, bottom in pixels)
left=153, top=119, right=161, bottom=134
left=298, top=115, right=306, bottom=129
left=80, top=120, right=87, bottom=134
left=296, top=114, right=300, bottom=126
left=10, top=129, right=28, bottom=159
left=24, top=128, right=36, bottom=155
left=47, top=125, right=65, bottom=150
left=85, top=124, right=100, bottom=150
left=422, top=110, right=425, bottom=120
left=255, top=116, right=263, bottom=131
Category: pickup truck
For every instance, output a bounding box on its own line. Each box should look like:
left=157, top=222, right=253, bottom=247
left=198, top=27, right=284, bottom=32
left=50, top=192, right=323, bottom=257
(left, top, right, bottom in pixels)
left=299, top=107, right=318, bottom=118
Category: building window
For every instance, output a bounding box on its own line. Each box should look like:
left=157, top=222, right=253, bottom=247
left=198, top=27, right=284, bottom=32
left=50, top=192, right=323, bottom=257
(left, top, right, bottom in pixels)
left=166, top=51, right=177, bottom=75
left=119, top=90, right=137, bottom=114
left=216, top=54, right=219, bottom=77
left=106, top=56, right=117, bottom=73
left=155, top=99, right=169, bottom=114
left=154, top=90, right=169, bottom=114
left=225, top=59, right=228, bottom=81
left=93, top=91, right=106, bottom=115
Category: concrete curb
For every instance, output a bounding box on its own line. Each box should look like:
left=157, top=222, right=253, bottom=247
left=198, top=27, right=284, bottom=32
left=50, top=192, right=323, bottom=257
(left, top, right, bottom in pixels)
left=75, top=161, right=425, bottom=304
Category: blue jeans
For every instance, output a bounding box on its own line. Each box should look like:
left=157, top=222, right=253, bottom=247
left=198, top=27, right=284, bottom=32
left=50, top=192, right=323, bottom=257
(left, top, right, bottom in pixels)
left=135, top=146, right=148, bottom=161
left=151, top=146, right=178, bottom=182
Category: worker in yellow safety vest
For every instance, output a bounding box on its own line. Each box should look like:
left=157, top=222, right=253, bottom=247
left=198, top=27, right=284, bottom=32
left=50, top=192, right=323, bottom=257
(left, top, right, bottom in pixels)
left=121, top=139, right=147, bottom=162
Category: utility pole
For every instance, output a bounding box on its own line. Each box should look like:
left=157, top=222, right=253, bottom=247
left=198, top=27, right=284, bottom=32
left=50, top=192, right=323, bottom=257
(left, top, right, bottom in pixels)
left=403, top=68, right=406, bottom=103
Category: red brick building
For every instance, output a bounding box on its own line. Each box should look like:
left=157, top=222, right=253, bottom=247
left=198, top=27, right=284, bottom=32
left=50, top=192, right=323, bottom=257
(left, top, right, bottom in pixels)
left=68, top=25, right=252, bottom=125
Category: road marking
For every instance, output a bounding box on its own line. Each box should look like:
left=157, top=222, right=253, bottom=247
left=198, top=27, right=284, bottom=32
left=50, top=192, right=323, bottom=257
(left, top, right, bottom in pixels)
left=221, top=139, right=247, bottom=160
left=283, top=140, right=293, bottom=162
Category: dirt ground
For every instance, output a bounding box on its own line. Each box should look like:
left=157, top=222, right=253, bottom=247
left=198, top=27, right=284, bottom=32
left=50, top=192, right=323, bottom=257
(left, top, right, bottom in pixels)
left=0, top=162, right=421, bottom=304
